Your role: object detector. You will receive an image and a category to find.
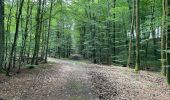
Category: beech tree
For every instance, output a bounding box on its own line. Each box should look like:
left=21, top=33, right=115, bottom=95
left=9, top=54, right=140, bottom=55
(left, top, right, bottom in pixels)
left=166, top=0, right=170, bottom=84
left=45, top=0, right=53, bottom=63
left=135, top=0, right=140, bottom=71
left=127, top=0, right=135, bottom=67
left=6, top=0, right=25, bottom=76
left=0, top=0, right=4, bottom=69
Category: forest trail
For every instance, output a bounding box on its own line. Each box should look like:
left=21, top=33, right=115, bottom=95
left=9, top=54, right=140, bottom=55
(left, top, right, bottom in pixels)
left=0, top=58, right=170, bottom=100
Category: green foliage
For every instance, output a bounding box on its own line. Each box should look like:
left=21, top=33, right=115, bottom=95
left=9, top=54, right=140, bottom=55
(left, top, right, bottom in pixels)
left=1, top=0, right=169, bottom=83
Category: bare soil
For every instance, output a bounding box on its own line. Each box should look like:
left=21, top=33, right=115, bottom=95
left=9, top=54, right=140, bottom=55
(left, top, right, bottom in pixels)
left=0, top=58, right=170, bottom=100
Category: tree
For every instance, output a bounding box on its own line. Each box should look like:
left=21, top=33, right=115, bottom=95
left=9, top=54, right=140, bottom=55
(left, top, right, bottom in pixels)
left=18, top=0, right=32, bottom=72
left=127, top=0, right=135, bottom=67
left=166, top=0, right=170, bottom=84
left=6, top=0, right=25, bottom=76
left=161, top=0, right=166, bottom=75
left=135, top=0, right=140, bottom=72
left=0, top=0, right=5, bottom=69
left=45, top=0, right=54, bottom=63
left=5, top=0, right=15, bottom=69
left=1, top=0, right=169, bottom=85
left=31, top=0, right=42, bottom=65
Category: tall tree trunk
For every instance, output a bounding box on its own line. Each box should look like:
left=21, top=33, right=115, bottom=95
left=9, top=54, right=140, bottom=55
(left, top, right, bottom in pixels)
left=127, top=0, right=135, bottom=67
left=113, top=0, right=116, bottom=63
left=106, top=0, right=111, bottom=65
left=166, top=0, right=170, bottom=84
left=135, top=0, right=140, bottom=72
left=6, top=0, right=25, bottom=76
left=31, top=0, right=42, bottom=65
left=45, top=0, right=53, bottom=63
left=5, top=0, right=14, bottom=69
left=151, top=0, right=157, bottom=58
left=0, top=0, right=5, bottom=69
left=18, top=0, right=32, bottom=73
left=27, top=11, right=33, bottom=61
left=161, top=0, right=166, bottom=75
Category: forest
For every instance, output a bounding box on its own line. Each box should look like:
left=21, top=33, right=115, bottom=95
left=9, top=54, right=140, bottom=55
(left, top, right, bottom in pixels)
left=0, top=0, right=170, bottom=100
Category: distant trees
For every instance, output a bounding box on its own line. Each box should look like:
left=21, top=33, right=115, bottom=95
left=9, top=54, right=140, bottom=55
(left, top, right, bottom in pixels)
left=74, top=0, right=120, bottom=65
left=51, top=0, right=72, bottom=59
left=1, top=0, right=170, bottom=84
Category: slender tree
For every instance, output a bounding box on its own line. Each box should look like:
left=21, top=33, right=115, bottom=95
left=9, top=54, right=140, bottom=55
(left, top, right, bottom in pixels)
left=31, top=0, right=42, bottom=65
left=127, top=0, right=135, bottom=67
left=6, top=0, right=25, bottom=76
left=135, top=0, right=140, bottom=72
left=0, top=0, right=5, bottom=69
left=18, top=0, right=32, bottom=72
left=150, top=0, right=157, bottom=58
left=166, top=0, right=170, bottom=84
left=5, top=0, right=14, bottom=69
left=161, top=0, right=166, bottom=75
left=112, top=0, right=116, bottom=63
left=45, top=0, right=53, bottom=63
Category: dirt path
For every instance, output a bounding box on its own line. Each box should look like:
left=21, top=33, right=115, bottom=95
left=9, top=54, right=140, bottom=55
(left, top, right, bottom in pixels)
left=0, top=58, right=170, bottom=100
left=0, top=59, right=99, bottom=100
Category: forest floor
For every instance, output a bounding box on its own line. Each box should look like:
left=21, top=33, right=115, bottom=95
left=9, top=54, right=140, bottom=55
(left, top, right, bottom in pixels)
left=0, top=58, right=170, bottom=100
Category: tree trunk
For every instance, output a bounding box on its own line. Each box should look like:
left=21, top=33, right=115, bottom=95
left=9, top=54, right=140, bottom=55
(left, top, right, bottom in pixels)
left=113, top=0, right=116, bottom=63
left=6, top=0, right=25, bottom=76
left=0, top=0, right=5, bottom=69
left=150, top=0, right=157, bottom=58
left=45, top=0, right=53, bottom=63
left=127, top=0, right=135, bottom=67
left=161, top=0, right=166, bottom=75
left=166, top=0, right=170, bottom=84
left=135, top=0, right=140, bottom=72
left=31, top=0, right=42, bottom=65
left=18, top=0, right=32, bottom=73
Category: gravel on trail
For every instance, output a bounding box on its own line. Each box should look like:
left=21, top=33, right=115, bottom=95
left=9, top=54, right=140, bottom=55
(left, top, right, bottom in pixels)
left=0, top=58, right=170, bottom=100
